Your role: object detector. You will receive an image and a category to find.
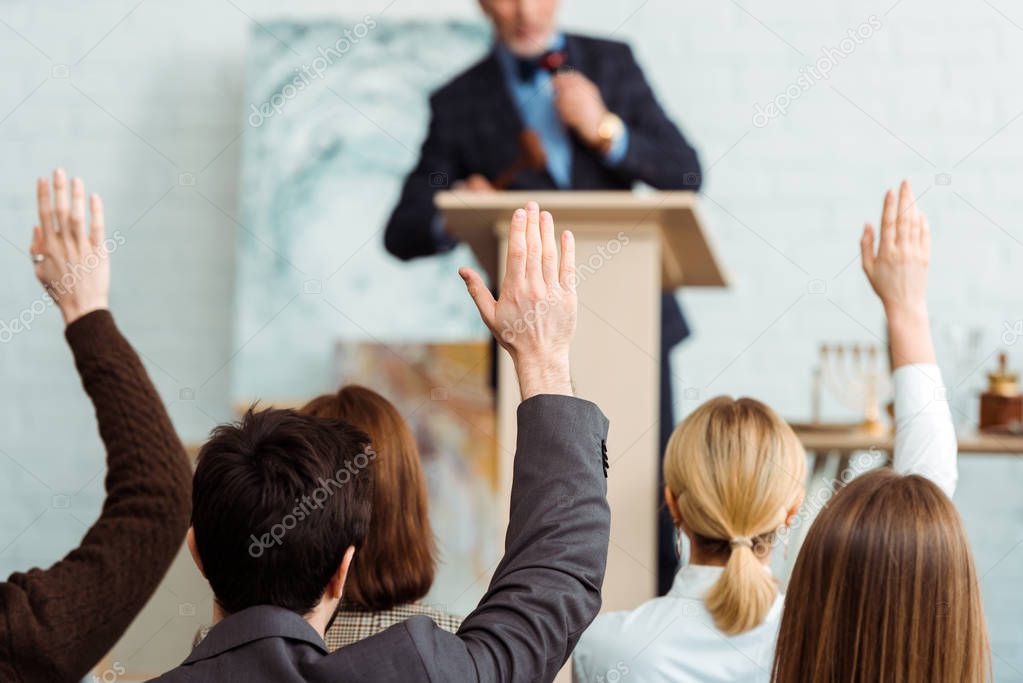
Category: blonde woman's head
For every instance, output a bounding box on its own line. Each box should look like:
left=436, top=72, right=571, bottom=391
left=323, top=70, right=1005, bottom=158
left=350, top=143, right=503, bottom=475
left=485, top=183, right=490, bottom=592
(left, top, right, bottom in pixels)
left=663, top=396, right=806, bottom=635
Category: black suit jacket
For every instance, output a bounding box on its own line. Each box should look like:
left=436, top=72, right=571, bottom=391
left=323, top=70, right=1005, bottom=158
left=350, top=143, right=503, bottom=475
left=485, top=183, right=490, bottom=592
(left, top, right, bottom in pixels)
left=151, top=396, right=610, bottom=683
left=384, top=34, right=702, bottom=347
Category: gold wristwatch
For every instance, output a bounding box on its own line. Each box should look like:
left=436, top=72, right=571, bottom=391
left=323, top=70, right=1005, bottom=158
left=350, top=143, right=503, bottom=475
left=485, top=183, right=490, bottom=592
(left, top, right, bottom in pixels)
left=596, top=112, right=625, bottom=153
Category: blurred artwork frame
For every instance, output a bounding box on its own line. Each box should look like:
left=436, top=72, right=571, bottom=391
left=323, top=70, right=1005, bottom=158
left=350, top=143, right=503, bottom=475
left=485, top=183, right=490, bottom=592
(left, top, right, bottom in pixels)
left=333, top=341, right=499, bottom=615
left=232, top=18, right=492, bottom=401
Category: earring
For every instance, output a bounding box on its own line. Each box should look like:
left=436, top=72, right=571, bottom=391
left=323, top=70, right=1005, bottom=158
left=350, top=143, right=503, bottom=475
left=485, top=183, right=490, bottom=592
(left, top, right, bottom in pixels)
left=674, top=527, right=689, bottom=569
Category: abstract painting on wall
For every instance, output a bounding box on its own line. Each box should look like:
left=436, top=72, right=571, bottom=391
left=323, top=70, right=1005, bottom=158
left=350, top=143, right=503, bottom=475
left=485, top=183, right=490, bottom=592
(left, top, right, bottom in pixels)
left=234, top=18, right=491, bottom=400
left=332, top=341, right=499, bottom=615
left=233, top=19, right=499, bottom=613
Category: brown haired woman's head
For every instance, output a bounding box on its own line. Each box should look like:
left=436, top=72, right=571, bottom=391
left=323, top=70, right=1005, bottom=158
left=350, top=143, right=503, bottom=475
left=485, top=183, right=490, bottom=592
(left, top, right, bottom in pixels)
left=663, top=396, right=806, bottom=635
left=301, top=385, right=436, bottom=611
left=772, top=469, right=990, bottom=683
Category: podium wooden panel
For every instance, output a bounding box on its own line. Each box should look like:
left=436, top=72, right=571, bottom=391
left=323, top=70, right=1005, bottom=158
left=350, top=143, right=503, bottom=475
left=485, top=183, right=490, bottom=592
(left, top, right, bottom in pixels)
left=437, top=191, right=726, bottom=677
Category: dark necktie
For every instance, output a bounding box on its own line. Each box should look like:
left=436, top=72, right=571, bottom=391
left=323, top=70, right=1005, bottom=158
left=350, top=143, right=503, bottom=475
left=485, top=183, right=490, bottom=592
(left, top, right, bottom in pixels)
left=515, top=50, right=567, bottom=82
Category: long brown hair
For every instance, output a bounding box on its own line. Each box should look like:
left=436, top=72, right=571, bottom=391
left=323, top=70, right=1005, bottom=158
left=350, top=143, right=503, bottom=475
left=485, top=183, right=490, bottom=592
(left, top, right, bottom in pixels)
left=772, top=469, right=990, bottom=682
left=301, top=385, right=436, bottom=611
left=664, top=396, right=806, bottom=635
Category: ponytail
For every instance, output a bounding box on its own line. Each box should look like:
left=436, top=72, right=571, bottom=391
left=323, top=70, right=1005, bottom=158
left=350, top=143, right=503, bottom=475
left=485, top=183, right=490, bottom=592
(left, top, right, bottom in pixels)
left=704, top=538, right=778, bottom=635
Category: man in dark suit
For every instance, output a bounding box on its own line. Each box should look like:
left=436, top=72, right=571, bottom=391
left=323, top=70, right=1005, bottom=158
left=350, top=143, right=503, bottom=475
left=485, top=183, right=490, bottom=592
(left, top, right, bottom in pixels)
left=384, top=0, right=702, bottom=595
left=152, top=204, right=611, bottom=683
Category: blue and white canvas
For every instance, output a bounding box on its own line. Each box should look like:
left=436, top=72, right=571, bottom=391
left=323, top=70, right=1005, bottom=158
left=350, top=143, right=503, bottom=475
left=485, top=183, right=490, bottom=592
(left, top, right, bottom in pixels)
left=234, top=18, right=491, bottom=401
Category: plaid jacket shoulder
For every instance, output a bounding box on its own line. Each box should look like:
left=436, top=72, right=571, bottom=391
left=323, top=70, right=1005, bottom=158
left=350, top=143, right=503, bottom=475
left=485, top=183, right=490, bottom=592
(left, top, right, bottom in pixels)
left=323, top=602, right=463, bottom=651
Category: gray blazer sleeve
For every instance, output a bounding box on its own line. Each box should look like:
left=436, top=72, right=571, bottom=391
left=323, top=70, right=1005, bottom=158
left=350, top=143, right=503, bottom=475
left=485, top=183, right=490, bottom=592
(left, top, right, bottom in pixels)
left=406, top=394, right=611, bottom=683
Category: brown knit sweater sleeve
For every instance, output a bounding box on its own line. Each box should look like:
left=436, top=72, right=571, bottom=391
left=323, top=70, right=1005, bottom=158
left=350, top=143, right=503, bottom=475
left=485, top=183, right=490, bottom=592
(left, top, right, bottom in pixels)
left=0, top=310, right=192, bottom=683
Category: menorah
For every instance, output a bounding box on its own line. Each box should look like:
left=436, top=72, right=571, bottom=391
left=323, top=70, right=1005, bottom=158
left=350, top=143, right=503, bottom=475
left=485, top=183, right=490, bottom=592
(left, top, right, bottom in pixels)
left=815, top=342, right=891, bottom=435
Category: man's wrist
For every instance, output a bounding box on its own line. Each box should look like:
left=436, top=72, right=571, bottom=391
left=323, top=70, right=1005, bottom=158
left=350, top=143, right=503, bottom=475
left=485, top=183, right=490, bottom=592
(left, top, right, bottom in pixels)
left=594, top=111, right=624, bottom=154
left=575, top=123, right=603, bottom=151
left=514, top=356, right=573, bottom=400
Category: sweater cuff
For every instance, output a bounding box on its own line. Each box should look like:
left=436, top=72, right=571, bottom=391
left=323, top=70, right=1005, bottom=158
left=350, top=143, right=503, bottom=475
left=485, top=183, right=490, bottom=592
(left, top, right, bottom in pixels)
left=64, top=309, right=118, bottom=359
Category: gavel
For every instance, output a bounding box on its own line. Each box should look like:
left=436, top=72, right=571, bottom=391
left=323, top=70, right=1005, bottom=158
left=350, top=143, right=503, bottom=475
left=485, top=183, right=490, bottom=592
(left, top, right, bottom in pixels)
left=492, top=129, right=548, bottom=190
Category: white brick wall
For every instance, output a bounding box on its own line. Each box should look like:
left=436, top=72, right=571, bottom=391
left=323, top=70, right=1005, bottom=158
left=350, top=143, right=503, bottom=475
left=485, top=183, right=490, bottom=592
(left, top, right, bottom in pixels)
left=0, top=0, right=1020, bottom=677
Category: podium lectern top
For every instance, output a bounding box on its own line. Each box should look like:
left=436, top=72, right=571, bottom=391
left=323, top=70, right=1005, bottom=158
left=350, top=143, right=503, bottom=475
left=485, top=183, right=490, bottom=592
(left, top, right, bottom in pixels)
left=436, top=190, right=728, bottom=291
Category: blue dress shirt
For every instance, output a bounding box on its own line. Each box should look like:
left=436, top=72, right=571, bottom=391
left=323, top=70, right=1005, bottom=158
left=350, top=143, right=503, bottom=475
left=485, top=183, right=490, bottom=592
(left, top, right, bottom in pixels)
left=493, top=33, right=629, bottom=187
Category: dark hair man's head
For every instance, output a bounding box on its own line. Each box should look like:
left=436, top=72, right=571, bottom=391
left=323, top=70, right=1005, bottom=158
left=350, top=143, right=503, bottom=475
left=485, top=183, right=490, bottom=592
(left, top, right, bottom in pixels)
left=187, top=407, right=374, bottom=626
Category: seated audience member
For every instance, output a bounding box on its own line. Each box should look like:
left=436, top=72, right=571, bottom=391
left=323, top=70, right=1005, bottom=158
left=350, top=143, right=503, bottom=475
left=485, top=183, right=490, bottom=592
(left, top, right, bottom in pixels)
left=574, top=398, right=806, bottom=682
left=573, top=182, right=963, bottom=683
left=190, top=385, right=462, bottom=650
left=302, top=385, right=462, bottom=647
left=771, top=183, right=990, bottom=682
left=154, top=203, right=611, bottom=682
left=0, top=170, right=191, bottom=681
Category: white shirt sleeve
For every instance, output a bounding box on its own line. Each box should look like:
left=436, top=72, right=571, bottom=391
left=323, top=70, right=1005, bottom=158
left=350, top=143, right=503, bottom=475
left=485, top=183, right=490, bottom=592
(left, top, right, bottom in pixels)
left=892, top=363, right=958, bottom=497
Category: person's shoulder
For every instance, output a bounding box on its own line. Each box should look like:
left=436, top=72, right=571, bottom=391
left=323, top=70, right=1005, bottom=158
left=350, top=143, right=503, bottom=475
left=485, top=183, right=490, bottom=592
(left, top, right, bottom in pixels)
left=146, top=667, right=192, bottom=682
left=429, top=53, right=496, bottom=106
left=573, top=606, right=649, bottom=680
left=400, top=612, right=462, bottom=640
left=566, top=33, right=635, bottom=62
left=385, top=615, right=478, bottom=679
left=315, top=620, right=436, bottom=679
left=407, top=603, right=463, bottom=633
left=576, top=592, right=780, bottom=680
left=579, top=606, right=630, bottom=645
left=577, top=596, right=679, bottom=657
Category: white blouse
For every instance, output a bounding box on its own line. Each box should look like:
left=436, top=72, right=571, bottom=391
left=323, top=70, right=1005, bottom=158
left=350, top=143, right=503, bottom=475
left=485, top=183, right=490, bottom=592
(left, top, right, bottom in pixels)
left=572, top=363, right=958, bottom=683
left=573, top=564, right=780, bottom=682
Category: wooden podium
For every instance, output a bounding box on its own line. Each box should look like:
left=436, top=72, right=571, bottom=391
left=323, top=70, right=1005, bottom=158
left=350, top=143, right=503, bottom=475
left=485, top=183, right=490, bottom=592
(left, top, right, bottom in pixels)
left=437, top=190, right=727, bottom=615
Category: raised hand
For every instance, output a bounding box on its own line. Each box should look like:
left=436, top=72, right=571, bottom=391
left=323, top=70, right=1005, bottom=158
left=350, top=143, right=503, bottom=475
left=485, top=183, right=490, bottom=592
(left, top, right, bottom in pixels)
left=30, top=169, right=111, bottom=325
left=860, top=180, right=936, bottom=367
left=459, top=201, right=576, bottom=399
